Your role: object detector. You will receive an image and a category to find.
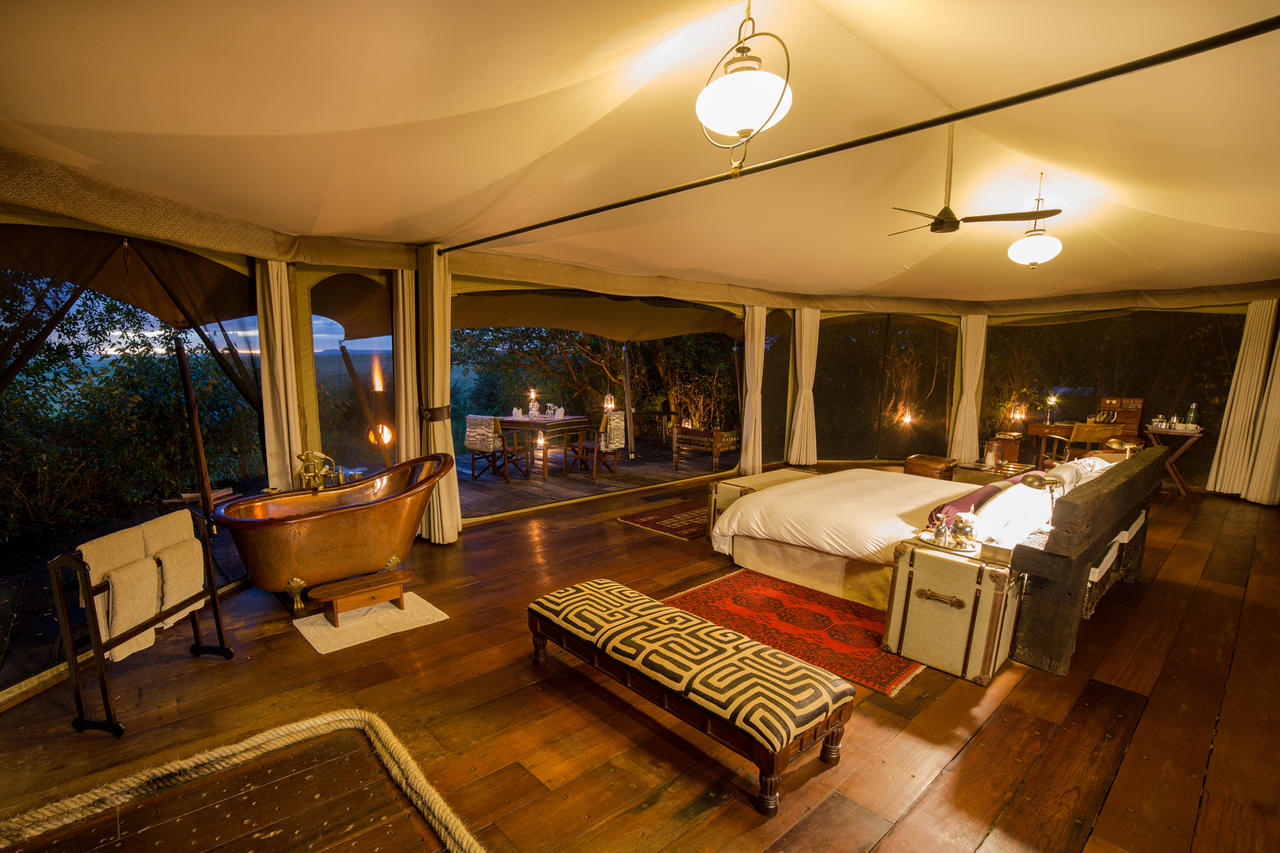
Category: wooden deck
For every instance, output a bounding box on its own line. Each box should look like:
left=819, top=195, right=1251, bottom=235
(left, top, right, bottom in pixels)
left=458, top=437, right=739, bottom=518
left=0, top=486, right=1275, bottom=851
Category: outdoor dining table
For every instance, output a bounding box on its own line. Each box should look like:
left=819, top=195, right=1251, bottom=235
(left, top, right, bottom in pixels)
left=499, top=415, right=591, bottom=480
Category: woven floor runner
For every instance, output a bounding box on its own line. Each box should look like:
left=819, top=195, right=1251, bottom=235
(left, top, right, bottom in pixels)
left=666, top=569, right=923, bottom=696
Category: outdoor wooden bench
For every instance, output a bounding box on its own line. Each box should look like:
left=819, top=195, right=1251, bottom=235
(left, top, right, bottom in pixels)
left=528, top=579, right=856, bottom=815
left=672, top=426, right=740, bottom=473
left=308, top=568, right=414, bottom=627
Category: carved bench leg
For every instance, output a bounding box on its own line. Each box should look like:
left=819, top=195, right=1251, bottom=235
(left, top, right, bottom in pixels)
left=820, top=723, right=844, bottom=765
left=532, top=633, right=548, bottom=665
left=754, top=749, right=788, bottom=816
left=756, top=770, right=781, bottom=816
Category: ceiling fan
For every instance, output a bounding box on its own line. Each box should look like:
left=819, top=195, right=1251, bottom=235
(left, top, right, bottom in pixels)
left=890, top=125, right=1061, bottom=236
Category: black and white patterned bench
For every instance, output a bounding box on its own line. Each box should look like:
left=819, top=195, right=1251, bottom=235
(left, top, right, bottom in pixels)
left=527, top=579, right=857, bottom=815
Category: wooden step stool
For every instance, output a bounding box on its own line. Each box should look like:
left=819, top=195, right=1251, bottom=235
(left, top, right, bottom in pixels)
left=307, top=568, right=414, bottom=627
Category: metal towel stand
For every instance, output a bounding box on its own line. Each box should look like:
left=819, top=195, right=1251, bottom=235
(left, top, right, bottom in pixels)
left=46, top=511, right=233, bottom=737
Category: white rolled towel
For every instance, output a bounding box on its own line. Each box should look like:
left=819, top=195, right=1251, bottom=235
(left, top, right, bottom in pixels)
left=555, top=407, right=565, bottom=419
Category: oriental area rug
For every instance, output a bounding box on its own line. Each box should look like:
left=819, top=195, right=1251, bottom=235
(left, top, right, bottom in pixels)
left=0, top=709, right=485, bottom=853
left=617, top=499, right=707, bottom=540
left=665, top=570, right=923, bottom=697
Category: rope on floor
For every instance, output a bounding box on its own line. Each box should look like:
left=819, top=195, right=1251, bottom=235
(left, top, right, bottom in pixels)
left=0, top=708, right=486, bottom=852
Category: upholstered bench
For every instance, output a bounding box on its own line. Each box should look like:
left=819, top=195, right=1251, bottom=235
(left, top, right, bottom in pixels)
left=527, top=579, right=857, bottom=815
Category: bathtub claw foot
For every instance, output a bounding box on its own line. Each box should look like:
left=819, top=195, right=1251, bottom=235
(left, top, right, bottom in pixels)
left=383, top=554, right=402, bottom=571
left=284, top=577, right=307, bottom=617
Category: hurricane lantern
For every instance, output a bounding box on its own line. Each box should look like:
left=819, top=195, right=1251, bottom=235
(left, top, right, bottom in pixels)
left=603, top=393, right=616, bottom=412
left=366, top=423, right=394, bottom=446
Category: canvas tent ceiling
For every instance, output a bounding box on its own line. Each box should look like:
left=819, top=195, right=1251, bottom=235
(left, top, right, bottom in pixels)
left=452, top=289, right=742, bottom=341
left=0, top=1, right=1277, bottom=308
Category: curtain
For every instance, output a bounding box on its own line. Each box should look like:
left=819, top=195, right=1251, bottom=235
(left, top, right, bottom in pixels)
left=255, top=259, right=303, bottom=490
left=947, top=314, right=988, bottom=464
left=786, top=307, right=819, bottom=465
left=738, top=305, right=767, bottom=475
left=392, top=270, right=421, bottom=466
left=417, top=246, right=461, bottom=543
left=1208, top=299, right=1280, bottom=504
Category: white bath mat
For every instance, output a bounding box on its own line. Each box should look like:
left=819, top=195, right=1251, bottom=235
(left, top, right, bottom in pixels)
left=293, top=592, right=448, bottom=654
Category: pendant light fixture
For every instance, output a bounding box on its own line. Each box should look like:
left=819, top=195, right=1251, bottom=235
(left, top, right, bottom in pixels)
left=1008, top=172, right=1063, bottom=269
left=695, top=0, right=791, bottom=170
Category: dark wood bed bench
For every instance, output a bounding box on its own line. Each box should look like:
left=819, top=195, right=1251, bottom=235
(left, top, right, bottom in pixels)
left=528, top=579, right=856, bottom=815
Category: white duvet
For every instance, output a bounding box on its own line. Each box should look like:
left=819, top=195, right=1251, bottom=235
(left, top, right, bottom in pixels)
left=710, top=469, right=979, bottom=564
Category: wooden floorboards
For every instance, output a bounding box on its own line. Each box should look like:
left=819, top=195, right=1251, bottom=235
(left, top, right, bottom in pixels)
left=0, top=487, right=1276, bottom=852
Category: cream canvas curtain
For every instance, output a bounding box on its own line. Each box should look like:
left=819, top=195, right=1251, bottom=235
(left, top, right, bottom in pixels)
left=947, top=314, right=987, bottom=464
left=417, top=246, right=462, bottom=542
left=1208, top=299, right=1280, bottom=504
left=392, top=270, right=421, bottom=466
left=739, top=305, right=767, bottom=475
left=786, top=308, right=820, bottom=465
left=255, top=259, right=302, bottom=490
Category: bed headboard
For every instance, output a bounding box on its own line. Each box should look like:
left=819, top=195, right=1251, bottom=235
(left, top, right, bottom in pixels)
left=1043, top=446, right=1169, bottom=559
left=1010, top=445, right=1169, bottom=675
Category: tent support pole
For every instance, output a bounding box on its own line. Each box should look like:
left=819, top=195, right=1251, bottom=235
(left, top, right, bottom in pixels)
left=174, top=333, right=230, bottom=652
left=622, top=342, right=635, bottom=460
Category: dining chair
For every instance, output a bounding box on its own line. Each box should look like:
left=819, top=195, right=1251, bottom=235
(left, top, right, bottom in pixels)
left=577, top=411, right=626, bottom=480
left=464, top=415, right=527, bottom=482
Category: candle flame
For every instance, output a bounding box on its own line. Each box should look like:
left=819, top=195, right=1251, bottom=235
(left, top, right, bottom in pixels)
left=371, top=355, right=384, bottom=392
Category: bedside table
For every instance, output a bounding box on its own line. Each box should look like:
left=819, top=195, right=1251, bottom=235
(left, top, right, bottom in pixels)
left=954, top=462, right=1032, bottom=486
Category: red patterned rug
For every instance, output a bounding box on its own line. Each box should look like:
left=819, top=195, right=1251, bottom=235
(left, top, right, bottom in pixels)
left=665, top=569, right=923, bottom=696
left=617, top=499, right=707, bottom=541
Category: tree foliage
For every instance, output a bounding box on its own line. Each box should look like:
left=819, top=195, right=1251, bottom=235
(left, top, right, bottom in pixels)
left=0, top=274, right=263, bottom=545
left=449, top=327, right=739, bottom=445
left=981, top=310, right=1245, bottom=483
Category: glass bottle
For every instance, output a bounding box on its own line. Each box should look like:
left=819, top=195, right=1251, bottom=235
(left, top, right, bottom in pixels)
left=1186, top=402, right=1199, bottom=425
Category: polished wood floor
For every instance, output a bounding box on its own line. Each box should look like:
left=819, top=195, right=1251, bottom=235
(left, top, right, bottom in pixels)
left=0, top=484, right=1276, bottom=852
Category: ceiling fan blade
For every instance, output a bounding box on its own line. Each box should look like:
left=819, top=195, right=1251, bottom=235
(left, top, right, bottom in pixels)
left=892, top=207, right=939, bottom=221
left=961, top=208, right=1063, bottom=223
left=887, top=223, right=933, bottom=236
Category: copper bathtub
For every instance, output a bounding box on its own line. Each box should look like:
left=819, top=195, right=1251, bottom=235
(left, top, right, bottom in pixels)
left=212, top=454, right=454, bottom=606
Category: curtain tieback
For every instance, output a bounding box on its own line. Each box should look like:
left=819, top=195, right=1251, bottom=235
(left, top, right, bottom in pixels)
left=422, top=405, right=451, bottom=422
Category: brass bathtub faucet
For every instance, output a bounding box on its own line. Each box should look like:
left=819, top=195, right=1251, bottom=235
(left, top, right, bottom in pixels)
left=297, top=450, right=336, bottom=490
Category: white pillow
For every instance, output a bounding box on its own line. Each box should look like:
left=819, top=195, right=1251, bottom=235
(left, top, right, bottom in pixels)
left=971, top=483, right=1053, bottom=548
left=1051, top=456, right=1116, bottom=494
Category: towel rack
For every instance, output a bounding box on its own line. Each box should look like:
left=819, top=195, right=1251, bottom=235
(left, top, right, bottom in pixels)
left=47, top=513, right=233, bottom=737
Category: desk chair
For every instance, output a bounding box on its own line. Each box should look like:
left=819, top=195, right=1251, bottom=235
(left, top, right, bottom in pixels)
left=1040, top=422, right=1123, bottom=468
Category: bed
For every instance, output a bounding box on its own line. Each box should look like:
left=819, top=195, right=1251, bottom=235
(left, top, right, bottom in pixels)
left=711, top=449, right=1169, bottom=674
left=710, top=468, right=979, bottom=608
